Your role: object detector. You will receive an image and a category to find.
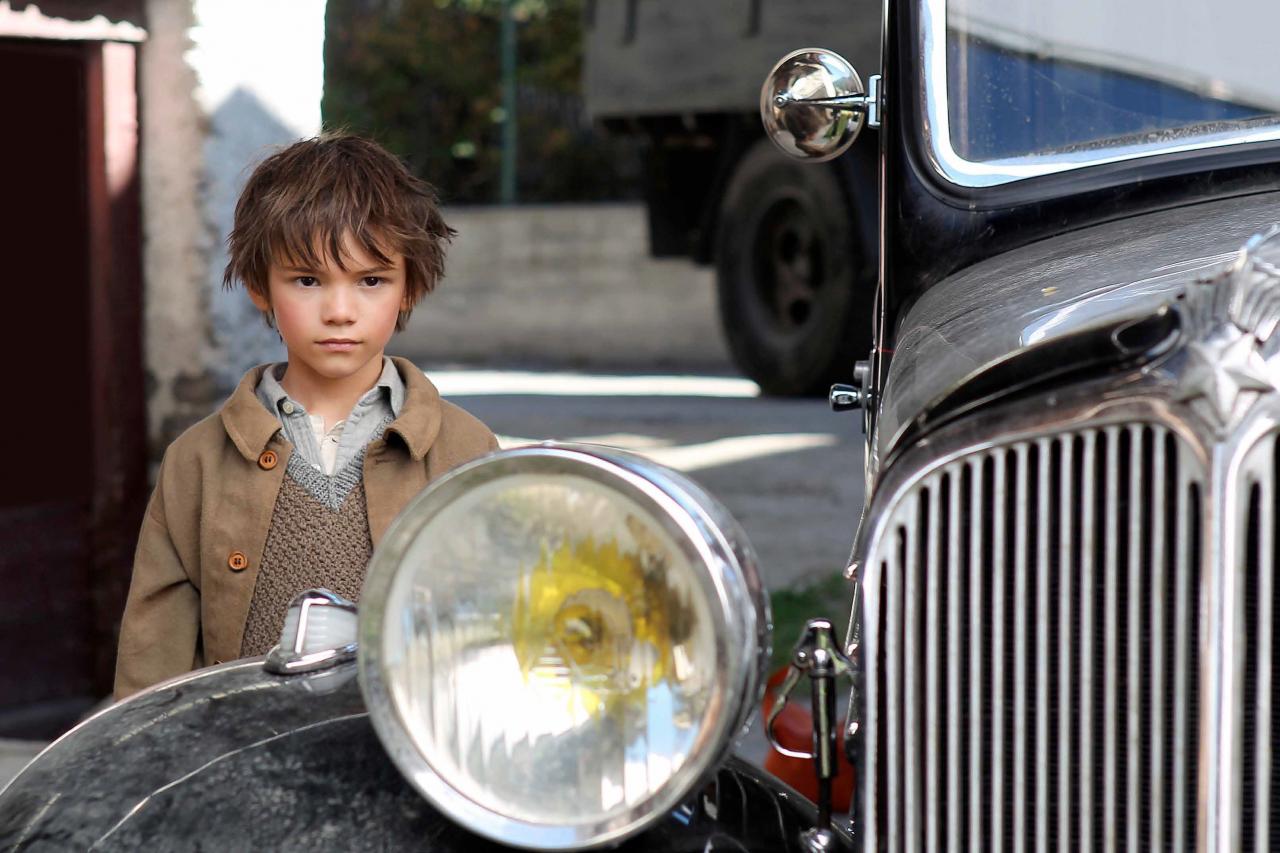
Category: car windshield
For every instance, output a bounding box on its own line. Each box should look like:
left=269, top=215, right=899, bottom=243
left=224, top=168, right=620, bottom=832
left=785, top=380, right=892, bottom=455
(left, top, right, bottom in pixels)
left=939, top=0, right=1280, bottom=177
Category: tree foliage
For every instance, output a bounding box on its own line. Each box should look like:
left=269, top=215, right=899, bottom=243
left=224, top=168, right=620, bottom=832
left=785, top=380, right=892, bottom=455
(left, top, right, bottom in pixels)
left=323, top=0, right=638, bottom=204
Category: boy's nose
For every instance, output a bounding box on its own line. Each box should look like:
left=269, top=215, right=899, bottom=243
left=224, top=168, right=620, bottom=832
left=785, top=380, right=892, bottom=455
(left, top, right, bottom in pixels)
left=321, top=288, right=357, bottom=324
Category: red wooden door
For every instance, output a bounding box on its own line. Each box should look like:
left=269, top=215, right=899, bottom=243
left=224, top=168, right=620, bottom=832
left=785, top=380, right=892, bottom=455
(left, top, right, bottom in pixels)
left=0, top=36, right=145, bottom=738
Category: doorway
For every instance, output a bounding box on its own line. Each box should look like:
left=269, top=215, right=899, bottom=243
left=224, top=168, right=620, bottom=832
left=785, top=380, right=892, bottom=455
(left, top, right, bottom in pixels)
left=0, top=36, right=145, bottom=737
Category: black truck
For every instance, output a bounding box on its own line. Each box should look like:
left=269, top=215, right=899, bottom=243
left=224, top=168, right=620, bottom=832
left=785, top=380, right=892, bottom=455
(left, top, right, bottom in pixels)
left=583, top=0, right=880, bottom=395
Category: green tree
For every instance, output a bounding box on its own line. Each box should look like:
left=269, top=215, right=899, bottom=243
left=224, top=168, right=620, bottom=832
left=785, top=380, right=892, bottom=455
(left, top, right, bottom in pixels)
left=324, top=0, right=638, bottom=204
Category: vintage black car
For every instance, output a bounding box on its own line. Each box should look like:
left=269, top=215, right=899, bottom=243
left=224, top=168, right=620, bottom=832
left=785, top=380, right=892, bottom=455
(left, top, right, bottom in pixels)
left=5, top=0, right=1280, bottom=850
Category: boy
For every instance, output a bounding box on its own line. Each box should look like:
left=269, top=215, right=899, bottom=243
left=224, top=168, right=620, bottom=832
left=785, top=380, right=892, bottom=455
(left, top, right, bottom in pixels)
left=114, top=134, right=497, bottom=699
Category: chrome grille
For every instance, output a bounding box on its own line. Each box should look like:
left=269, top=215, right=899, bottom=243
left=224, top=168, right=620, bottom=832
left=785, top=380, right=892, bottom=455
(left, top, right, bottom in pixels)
left=1240, top=431, right=1279, bottom=853
left=864, top=423, right=1205, bottom=851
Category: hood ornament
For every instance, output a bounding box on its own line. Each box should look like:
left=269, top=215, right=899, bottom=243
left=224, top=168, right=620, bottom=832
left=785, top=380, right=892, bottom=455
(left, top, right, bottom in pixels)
left=1175, top=225, right=1280, bottom=431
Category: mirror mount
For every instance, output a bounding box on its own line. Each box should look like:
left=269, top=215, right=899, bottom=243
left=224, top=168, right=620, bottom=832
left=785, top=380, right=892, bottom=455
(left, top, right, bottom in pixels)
left=772, top=75, right=881, bottom=129
left=761, top=48, right=880, bottom=163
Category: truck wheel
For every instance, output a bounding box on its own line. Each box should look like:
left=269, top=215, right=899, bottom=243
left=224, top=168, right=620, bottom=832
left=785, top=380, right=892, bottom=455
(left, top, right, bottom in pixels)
left=715, top=139, right=871, bottom=396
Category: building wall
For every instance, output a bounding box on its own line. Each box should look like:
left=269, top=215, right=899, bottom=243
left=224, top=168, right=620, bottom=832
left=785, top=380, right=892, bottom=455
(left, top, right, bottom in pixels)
left=141, top=0, right=327, bottom=460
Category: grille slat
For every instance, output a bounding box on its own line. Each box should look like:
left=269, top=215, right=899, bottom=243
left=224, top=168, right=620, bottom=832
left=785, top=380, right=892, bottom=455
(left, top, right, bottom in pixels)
left=991, top=450, right=1008, bottom=852
left=1171, top=476, right=1195, bottom=853
left=1127, top=426, right=1144, bottom=852
left=888, top=529, right=904, bottom=852
left=1262, top=453, right=1275, bottom=853
left=968, top=461, right=984, bottom=853
left=1013, top=443, right=1029, bottom=853
left=868, top=421, right=1205, bottom=851
left=906, top=496, right=923, bottom=853
left=1080, top=430, right=1098, bottom=853
left=924, top=481, right=941, bottom=853
left=1058, top=435, right=1075, bottom=851
left=1034, top=438, right=1051, bottom=853
left=1149, top=427, right=1168, bottom=851
left=946, top=468, right=963, bottom=853
left=1243, top=436, right=1276, bottom=853
left=1103, top=425, right=1120, bottom=853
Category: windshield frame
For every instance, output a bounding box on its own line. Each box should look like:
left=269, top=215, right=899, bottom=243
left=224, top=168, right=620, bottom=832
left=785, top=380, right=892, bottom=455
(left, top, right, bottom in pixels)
left=921, top=0, right=1280, bottom=189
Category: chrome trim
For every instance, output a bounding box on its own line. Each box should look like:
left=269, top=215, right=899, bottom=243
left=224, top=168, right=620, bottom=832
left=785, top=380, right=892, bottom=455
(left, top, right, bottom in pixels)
left=766, top=619, right=854, bottom=765
left=944, top=460, right=962, bottom=853
left=357, top=445, right=769, bottom=852
left=1173, top=442, right=1195, bottom=853
left=1240, top=429, right=1276, bottom=853
left=968, top=457, right=983, bottom=853
left=919, top=0, right=1280, bottom=189
left=767, top=618, right=855, bottom=845
left=923, top=466, right=940, bottom=853
left=1079, top=428, right=1098, bottom=852
left=1149, top=427, right=1169, bottom=850
left=263, top=589, right=359, bottom=676
left=1056, top=431, right=1075, bottom=850
left=990, top=447, right=1007, bottom=853
left=1103, top=424, right=1119, bottom=850
left=830, top=383, right=865, bottom=412
left=761, top=48, right=868, bottom=163
left=1034, top=435, right=1050, bottom=853
left=780, top=72, right=881, bottom=130
left=1177, top=226, right=1280, bottom=433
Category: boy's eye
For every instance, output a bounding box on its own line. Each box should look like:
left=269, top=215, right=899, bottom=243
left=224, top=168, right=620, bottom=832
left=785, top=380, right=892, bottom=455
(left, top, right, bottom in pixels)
left=295, top=276, right=319, bottom=287
left=361, top=276, right=385, bottom=287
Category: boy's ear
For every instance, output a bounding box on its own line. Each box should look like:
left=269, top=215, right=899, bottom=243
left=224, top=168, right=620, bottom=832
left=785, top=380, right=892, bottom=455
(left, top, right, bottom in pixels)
left=248, top=288, right=271, bottom=314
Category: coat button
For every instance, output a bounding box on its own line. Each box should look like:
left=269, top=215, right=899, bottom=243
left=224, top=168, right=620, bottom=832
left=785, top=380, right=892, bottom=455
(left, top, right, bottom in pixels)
left=228, top=551, right=248, bottom=572
left=258, top=449, right=278, bottom=470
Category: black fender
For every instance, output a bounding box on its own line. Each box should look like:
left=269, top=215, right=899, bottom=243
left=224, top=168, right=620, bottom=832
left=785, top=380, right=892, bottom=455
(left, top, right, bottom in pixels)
left=0, top=660, right=851, bottom=851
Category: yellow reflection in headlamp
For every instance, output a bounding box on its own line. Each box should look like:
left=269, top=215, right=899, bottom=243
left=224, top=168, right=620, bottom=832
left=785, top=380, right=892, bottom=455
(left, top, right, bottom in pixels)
left=511, top=529, right=685, bottom=710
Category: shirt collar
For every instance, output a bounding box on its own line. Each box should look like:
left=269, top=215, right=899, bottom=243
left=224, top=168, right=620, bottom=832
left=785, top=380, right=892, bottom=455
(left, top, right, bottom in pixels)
left=225, top=357, right=434, bottom=463
left=255, top=362, right=293, bottom=417
left=254, top=356, right=405, bottom=420
left=372, top=355, right=406, bottom=417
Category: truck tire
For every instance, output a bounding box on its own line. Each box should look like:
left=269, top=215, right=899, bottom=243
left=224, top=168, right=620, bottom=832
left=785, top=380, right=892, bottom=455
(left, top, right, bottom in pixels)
left=715, top=139, right=871, bottom=396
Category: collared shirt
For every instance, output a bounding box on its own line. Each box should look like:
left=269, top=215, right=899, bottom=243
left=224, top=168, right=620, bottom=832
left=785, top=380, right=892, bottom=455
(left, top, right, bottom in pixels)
left=255, top=357, right=406, bottom=475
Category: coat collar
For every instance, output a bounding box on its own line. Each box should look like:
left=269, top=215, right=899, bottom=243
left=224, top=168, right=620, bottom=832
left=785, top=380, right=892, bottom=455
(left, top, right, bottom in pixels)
left=384, top=356, right=442, bottom=461
left=220, top=356, right=442, bottom=463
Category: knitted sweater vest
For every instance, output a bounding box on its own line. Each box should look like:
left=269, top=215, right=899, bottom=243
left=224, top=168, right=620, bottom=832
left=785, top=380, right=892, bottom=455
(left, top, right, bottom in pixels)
left=239, top=417, right=392, bottom=658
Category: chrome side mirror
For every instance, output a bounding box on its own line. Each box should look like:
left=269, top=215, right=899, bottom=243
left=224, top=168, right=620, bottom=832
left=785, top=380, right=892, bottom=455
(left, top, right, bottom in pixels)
left=760, top=48, right=880, bottom=162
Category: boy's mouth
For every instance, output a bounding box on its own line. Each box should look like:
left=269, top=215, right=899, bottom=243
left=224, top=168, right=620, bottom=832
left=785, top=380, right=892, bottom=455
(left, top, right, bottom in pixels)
left=318, top=338, right=360, bottom=351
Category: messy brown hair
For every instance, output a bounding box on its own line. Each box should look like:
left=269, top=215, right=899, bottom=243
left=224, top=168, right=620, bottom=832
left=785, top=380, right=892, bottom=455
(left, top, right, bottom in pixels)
left=222, top=132, right=456, bottom=330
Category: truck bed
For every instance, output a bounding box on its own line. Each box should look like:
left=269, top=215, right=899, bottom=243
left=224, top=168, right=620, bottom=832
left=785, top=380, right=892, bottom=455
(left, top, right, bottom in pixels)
left=584, top=0, right=881, bottom=119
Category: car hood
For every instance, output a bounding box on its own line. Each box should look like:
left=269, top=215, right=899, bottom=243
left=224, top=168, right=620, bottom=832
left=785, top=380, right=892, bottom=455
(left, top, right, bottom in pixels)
left=876, top=190, right=1280, bottom=464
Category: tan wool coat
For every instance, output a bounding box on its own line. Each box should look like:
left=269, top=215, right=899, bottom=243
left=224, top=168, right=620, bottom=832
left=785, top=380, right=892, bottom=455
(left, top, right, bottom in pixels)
left=114, top=357, right=497, bottom=699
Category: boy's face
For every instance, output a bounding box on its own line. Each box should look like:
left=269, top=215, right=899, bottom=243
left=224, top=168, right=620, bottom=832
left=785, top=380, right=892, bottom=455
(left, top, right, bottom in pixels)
left=251, top=232, right=409, bottom=386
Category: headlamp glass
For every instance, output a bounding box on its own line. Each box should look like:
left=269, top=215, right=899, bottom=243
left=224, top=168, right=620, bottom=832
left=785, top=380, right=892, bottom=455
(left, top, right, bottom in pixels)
left=359, top=447, right=767, bottom=849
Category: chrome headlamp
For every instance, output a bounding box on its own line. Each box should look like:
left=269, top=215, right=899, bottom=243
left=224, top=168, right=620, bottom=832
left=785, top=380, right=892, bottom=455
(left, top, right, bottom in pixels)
left=359, top=445, right=769, bottom=850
